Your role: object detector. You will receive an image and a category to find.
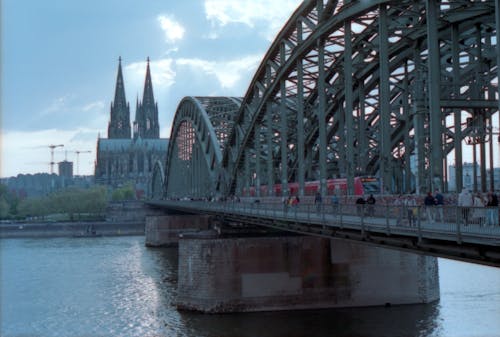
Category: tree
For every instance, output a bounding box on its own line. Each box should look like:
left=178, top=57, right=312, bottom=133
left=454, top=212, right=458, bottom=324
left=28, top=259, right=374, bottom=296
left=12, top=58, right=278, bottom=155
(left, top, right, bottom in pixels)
left=111, top=183, right=135, bottom=201
left=17, top=185, right=109, bottom=220
left=0, top=183, right=20, bottom=219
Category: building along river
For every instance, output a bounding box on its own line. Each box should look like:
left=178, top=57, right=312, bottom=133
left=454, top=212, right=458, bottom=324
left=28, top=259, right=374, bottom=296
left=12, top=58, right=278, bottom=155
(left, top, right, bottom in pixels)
left=1, top=235, right=499, bottom=337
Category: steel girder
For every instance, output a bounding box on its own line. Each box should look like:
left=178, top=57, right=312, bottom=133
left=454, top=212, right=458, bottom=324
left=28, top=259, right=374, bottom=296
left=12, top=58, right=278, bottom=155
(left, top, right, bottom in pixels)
left=151, top=160, right=165, bottom=199
left=164, top=96, right=241, bottom=198
left=161, top=0, right=499, bottom=199
left=220, top=0, right=498, bottom=196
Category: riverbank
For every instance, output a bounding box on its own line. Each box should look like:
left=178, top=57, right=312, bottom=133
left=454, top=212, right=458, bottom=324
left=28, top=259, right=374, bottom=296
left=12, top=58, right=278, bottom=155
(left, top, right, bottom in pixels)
left=0, top=221, right=144, bottom=238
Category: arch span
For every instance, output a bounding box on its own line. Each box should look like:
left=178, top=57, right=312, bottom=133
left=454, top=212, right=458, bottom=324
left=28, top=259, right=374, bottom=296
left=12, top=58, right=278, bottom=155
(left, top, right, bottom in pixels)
left=162, top=0, right=499, bottom=199
left=164, top=96, right=241, bottom=198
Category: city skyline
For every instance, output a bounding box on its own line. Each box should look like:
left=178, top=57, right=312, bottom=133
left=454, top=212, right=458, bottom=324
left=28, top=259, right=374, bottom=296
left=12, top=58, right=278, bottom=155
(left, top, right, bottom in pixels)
left=1, top=0, right=302, bottom=178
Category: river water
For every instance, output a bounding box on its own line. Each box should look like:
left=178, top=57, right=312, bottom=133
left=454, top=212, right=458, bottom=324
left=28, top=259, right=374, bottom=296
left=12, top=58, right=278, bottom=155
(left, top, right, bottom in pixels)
left=1, top=236, right=499, bottom=337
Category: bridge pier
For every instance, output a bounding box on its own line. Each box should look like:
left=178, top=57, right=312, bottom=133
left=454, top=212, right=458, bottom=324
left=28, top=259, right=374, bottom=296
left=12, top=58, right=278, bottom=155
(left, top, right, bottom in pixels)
left=176, top=235, right=439, bottom=313
left=145, top=215, right=210, bottom=247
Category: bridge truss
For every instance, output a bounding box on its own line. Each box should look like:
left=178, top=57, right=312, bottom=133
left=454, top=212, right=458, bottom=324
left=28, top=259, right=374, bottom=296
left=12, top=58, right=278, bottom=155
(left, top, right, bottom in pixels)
left=163, top=0, right=500, bottom=199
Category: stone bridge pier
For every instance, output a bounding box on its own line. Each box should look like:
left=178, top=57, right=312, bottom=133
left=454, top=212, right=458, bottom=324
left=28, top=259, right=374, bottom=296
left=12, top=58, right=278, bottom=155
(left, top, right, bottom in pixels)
left=145, top=215, right=439, bottom=313
left=176, top=235, right=439, bottom=313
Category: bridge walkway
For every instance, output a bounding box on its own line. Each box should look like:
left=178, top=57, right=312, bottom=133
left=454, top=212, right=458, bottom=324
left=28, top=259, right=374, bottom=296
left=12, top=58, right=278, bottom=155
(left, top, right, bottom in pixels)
left=148, top=200, right=500, bottom=267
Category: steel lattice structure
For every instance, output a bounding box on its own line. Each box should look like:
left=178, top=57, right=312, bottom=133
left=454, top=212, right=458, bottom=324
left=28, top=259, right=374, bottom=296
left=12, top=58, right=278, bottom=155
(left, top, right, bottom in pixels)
left=162, top=0, right=500, bottom=199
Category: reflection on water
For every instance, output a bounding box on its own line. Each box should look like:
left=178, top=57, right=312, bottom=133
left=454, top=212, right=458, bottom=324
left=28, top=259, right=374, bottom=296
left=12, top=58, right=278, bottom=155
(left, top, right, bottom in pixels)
left=179, top=303, right=440, bottom=337
left=1, top=236, right=499, bottom=337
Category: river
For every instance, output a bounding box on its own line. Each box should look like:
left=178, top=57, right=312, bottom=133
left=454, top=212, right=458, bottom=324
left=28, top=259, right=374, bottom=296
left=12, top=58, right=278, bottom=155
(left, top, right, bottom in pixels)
left=1, top=236, right=499, bottom=337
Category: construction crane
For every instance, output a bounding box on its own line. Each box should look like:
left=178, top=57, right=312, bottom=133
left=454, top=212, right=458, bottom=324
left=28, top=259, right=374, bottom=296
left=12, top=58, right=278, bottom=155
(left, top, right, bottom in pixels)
left=73, top=150, right=92, bottom=176
left=48, top=144, right=64, bottom=174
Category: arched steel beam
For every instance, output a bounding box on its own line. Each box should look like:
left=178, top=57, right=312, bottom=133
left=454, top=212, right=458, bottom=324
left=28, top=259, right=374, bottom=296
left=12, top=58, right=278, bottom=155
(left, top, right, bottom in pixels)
left=223, top=0, right=497, bottom=195
left=164, top=96, right=240, bottom=198
left=151, top=160, right=165, bottom=199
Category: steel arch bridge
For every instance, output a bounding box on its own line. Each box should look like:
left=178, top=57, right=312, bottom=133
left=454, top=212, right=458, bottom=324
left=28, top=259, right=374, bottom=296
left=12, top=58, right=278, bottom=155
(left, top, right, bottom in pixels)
left=162, top=0, right=500, bottom=200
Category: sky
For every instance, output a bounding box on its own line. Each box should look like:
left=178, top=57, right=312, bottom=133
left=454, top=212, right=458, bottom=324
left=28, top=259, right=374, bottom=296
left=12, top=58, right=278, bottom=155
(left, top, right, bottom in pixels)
left=1, top=0, right=302, bottom=178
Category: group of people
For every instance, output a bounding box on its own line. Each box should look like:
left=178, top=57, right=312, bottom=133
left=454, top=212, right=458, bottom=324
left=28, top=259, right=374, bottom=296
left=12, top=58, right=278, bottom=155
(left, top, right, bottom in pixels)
left=423, top=189, right=445, bottom=223
left=393, top=194, right=418, bottom=226
left=355, top=194, right=376, bottom=216
left=458, top=189, right=499, bottom=226
left=279, top=189, right=499, bottom=227
left=283, top=195, right=300, bottom=210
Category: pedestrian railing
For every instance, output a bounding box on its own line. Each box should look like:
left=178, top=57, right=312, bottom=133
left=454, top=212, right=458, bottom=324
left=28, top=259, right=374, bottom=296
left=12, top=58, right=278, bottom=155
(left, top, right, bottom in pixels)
left=156, top=200, right=500, bottom=246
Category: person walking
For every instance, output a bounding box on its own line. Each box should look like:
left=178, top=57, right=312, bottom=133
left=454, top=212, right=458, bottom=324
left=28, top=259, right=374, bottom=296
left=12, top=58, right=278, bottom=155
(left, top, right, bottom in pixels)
left=405, top=195, right=417, bottom=227
left=356, top=196, right=366, bottom=216
left=366, top=194, right=376, bottom=217
left=394, top=195, right=404, bottom=226
left=473, top=193, right=486, bottom=226
left=282, top=196, right=289, bottom=213
left=424, top=192, right=435, bottom=223
left=487, top=191, right=499, bottom=226
left=434, top=189, right=444, bottom=223
left=458, top=189, right=473, bottom=226
left=314, top=192, right=322, bottom=213
left=331, top=194, right=339, bottom=214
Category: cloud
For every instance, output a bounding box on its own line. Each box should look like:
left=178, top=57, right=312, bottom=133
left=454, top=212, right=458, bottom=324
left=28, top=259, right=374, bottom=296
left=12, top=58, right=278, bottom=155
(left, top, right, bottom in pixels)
left=39, top=95, right=73, bottom=117
left=204, top=0, right=301, bottom=39
left=176, top=54, right=261, bottom=88
left=125, top=59, right=176, bottom=91
left=157, top=15, right=185, bottom=44
left=82, top=100, right=105, bottom=112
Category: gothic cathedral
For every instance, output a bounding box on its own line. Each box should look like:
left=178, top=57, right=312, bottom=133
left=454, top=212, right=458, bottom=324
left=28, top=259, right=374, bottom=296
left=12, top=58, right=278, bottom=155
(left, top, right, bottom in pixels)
left=95, top=57, right=168, bottom=197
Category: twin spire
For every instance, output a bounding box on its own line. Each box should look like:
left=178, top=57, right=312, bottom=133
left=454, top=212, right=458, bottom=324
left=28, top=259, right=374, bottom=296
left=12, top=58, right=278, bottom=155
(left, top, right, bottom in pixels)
left=108, top=56, right=159, bottom=140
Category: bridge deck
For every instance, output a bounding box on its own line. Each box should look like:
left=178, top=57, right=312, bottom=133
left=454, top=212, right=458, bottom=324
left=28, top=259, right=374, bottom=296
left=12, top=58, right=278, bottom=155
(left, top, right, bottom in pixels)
left=149, top=200, right=500, bottom=268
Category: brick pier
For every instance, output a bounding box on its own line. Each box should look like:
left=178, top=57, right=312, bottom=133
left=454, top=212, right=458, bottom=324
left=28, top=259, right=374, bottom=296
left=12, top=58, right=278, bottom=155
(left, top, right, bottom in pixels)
left=175, top=235, right=439, bottom=313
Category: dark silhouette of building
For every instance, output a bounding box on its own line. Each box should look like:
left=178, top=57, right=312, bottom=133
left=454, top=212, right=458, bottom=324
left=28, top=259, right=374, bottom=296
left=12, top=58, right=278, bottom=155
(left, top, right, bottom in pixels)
left=95, top=57, right=168, bottom=196
left=1, top=173, right=93, bottom=198
left=58, top=160, right=73, bottom=178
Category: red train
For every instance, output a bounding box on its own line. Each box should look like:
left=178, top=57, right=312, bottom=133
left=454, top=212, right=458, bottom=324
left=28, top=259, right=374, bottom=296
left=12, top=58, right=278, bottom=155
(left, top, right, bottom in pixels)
left=245, top=176, right=380, bottom=196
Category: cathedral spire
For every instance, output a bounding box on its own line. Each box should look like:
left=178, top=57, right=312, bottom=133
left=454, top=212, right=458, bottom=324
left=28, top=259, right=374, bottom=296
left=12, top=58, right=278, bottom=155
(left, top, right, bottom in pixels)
left=134, top=57, right=159, bottom=139
left=108, top=56, right=131, bottom=139
left=142, top=57, right=155, bottom=105
left=114, top=56, right=127, bottom=108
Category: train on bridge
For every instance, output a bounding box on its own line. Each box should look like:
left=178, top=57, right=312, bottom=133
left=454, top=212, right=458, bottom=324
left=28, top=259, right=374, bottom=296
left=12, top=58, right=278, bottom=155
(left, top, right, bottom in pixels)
left=245, top=176, right=380, bottom=196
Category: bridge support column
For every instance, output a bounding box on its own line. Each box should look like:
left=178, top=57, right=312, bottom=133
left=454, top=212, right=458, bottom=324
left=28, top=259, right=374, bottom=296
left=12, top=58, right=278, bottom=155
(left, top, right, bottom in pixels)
left=176, top=236, right=439, bottom=313
left=145, top=215, right=210, bottom=247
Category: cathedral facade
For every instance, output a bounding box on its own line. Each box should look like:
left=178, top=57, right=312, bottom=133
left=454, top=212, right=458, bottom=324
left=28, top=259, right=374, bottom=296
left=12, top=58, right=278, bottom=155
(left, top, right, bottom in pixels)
left=95, top=57, right=168, bottom=197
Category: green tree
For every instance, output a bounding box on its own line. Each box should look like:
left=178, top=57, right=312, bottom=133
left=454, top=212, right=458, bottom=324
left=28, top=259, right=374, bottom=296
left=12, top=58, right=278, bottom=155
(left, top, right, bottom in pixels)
left=17, top=185, right=108, bottom=221
left=0, top=183, right=20, bottom=219
left=0, top=197, right=9, bottom=219
left=111, top=183, right=135, bottom=201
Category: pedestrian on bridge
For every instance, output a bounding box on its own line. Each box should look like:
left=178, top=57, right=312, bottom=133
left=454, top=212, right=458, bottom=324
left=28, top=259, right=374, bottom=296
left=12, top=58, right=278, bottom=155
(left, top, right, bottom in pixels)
left=315, top=192, right=322, bottom=213
left=458, top=189, right=473, bottom=226
left=405, top=195, right=417, bottom=227
left=331, top=194, right=339, bottom=214
left=366, top=194, right=376, bottom=217
left=424, top=192, right=435, bottom=223
left=356, top=196, right=366, bottom=216
left=394, top=195, right=404, bottom=226
left=486, top=191, right=498, bottom=226
left=282, top=196, right=289, bottom=213
left=472, top=193, right=486, bottom=226
left=434, top=189, right=444, bottom=223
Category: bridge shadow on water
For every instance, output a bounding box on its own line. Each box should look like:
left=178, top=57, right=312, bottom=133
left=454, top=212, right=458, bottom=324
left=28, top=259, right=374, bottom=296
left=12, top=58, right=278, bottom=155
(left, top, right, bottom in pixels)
left=177, top=302, right=440, bottom=337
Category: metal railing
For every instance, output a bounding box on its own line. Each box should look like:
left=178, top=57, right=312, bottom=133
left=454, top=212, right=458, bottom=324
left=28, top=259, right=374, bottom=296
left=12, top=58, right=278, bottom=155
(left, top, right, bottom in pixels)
left=155, top=200, right=500, bottom=247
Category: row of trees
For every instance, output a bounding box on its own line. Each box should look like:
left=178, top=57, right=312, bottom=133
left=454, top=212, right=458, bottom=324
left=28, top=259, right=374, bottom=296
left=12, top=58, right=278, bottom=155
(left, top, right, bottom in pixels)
left=0, top=183, right=137, bottom=220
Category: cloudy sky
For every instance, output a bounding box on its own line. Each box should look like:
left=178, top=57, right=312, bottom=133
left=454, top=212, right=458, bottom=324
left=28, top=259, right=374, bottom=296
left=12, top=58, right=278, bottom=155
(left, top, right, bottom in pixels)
left=1, top=0, right=302, bottom=177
